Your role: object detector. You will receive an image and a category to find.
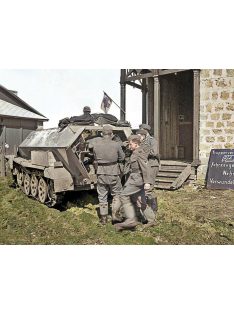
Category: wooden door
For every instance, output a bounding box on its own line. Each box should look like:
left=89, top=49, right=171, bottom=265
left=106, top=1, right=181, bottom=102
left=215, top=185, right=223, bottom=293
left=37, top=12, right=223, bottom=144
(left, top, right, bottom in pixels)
left=160, top=75, right=179, bottom=159
left=160, top=71, right=193, bottom=160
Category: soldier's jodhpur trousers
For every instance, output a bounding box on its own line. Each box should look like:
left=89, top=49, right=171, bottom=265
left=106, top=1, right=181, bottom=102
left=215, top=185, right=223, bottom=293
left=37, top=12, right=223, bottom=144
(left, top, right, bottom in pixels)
left=144, top=165, right=159, bottom=222
left=115, top=188, right=147, bottom=230
left=97, top=175, right=122, bottom=217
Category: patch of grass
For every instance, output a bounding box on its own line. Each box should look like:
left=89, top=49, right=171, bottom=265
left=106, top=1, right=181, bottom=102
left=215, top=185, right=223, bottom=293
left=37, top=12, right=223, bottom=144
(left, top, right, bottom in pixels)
left=0, top=176, right=233, bottom=244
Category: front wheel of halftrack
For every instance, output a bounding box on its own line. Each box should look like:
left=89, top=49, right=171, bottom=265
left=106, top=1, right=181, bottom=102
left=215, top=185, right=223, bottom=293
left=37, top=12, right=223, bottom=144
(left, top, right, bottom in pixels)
left=38, top=178, right=48, bottom=203
left=23, top=173, right=31, bottom=195
left=31, top=175, right=38, bottom=197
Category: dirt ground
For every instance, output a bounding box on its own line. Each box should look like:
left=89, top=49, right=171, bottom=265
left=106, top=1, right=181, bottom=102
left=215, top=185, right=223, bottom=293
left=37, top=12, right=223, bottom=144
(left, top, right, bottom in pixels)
left=0, top=176, right=233, bottom=244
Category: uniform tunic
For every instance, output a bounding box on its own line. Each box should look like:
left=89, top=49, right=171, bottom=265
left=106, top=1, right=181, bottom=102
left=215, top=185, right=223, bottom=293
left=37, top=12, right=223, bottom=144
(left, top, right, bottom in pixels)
left=142, top=135, right=160, bottom=186
left=140, top=135, right=159, bottom=222
left=91, top=137, right=125, bottom=207
left=115, top=147, right=152, bottom=229
left=121, top=146, right=151, bottom=196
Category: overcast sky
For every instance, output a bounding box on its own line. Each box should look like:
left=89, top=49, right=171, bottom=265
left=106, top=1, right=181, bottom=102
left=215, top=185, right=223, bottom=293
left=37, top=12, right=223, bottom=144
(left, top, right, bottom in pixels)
left=0, top=69, right=142, bottom=129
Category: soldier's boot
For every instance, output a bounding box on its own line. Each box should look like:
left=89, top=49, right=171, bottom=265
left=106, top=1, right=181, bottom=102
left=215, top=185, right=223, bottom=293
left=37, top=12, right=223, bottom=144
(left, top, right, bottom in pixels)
left=100, top=215, right=108, bottom=225
left=99, top=202, right=109, bottom=225
left=148, top=194, right=158, bottom=212
left=154, top=197, right=158, bottom=212
left=114, top=196, right=139, bottom=231
left=144, top=193, right=158, bottom=224
left=111, top=196, right=123, bottom=224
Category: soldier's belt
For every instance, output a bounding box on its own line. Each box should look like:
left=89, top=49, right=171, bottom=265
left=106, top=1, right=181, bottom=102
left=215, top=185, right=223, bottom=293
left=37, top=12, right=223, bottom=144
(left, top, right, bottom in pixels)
left=97, top=162, right=118, bottom=166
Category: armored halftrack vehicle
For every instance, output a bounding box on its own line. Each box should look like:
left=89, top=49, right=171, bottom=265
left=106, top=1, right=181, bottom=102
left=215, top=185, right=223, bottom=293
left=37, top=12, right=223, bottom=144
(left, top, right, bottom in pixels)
left=10, top=123, right=132, bottom=206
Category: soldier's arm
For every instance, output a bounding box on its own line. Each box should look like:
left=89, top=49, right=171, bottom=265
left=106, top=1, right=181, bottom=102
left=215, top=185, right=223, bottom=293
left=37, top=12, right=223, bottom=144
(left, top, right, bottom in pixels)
left=118, top=145, right=125, bottom=162
left=149, top=138, right=157, bottom=155
left=137, top=150, right=151, bottom=184
left=149, top=138, right=160, bottom=161
left=142, top=141, right=151, bottom=155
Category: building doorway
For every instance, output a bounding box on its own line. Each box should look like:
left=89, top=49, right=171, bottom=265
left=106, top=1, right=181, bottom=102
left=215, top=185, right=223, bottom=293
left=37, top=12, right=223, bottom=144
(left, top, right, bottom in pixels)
left=160, top=70, right=194, bottom=161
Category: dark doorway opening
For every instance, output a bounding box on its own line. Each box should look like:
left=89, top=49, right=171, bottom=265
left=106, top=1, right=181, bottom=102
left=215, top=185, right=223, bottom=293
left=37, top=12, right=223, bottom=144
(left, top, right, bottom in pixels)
left=160, top=70, right=194, bottom=161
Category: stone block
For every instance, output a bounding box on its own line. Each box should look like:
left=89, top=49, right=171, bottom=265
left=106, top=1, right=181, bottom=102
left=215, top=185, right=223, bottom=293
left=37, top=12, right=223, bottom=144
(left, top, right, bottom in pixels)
left=226, top=69, right=234, bottom=77
left=231, top=78, right=234, bottom=88
left=197, top=165, right=208, bottom=180
left=212, top=92, right=219, bottom=100
left=199, top=143, right=211, bottom=151
left=221, top=91, right=229, bottom=100
left=216, top=78, right=229, bottom=88
left=200, top=121, right=206, bottom=128
left=215, top=103, right=224, bottom=111
left=200, top=157, right=209, bottom=164
left=224, top=129, right=234, bottom=134
left=212, top=129, right=223, bottom=134
left=217, top=136, right=226, bottom=142
left=226, top=103, right=234, bottom=111
left=206, top=136, right=215, bottom=142
left=200, top=70, right=210, bottom=78
left=205, top=79, right=213, bottom=88
left=200, top=114, right=208, bottom=121
left=213, top=69, right=222, bottom=76
left=224, top=143, right=234, bottom=148
left=206, top=121, right=214, bottom=127
left=216, top=121, right=225, bottom=128
left=200, top=105, right=205, bottom=113
left=210, top=113, right=220, bottom=120
left=213, top=144, right=223, bottom=149
left=222, top=113, right=232, bottom=120
left=200, top=129, right=210, bottom=136
left=205, top=103, right=213, bottom=113
left=201, top=91, right=210, bottom=101
left=227, top=136, right=233, bottom=142
left=227, top=121, right=234, bottom=127
left=199, top=151, right=207, bottom=158
left=200, top=136, right=210, bottom=144
left=232, top=92, right=234, bottom=100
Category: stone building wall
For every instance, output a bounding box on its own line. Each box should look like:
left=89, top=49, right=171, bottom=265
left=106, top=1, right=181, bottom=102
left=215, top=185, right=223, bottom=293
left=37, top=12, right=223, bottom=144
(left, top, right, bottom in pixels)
left=198, top=69, right=234, bottom=178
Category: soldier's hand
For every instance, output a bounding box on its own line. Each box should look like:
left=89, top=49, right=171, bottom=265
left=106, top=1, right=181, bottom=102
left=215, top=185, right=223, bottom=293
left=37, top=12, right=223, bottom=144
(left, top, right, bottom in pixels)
left=144, top=183, right=151, bottom=190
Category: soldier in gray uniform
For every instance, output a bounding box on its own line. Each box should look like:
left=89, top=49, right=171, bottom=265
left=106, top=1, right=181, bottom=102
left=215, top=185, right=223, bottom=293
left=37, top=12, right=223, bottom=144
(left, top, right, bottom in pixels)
left=137, top=125, right=160, bottom=224
left=139, top=123, right=160, bottom=181
left=90, top=125, right=125, bottom=225
left=114, top=135, right=151, bottom=231
left=70, top=106, right=94, bottom=124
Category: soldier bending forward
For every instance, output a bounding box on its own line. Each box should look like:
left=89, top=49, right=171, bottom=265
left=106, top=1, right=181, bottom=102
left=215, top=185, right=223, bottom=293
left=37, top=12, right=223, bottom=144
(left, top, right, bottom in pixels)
left=114, top=135, right=151, bottom=231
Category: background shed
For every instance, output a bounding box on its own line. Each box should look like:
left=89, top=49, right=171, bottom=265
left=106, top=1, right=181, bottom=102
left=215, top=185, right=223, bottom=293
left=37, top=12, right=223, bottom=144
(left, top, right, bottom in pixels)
left=0, top=84, right=48, bottom=176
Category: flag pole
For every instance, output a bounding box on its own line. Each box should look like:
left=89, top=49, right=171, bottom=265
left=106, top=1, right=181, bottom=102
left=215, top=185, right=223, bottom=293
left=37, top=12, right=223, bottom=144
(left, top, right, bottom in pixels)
left=103, top=91, right=126, bottom=114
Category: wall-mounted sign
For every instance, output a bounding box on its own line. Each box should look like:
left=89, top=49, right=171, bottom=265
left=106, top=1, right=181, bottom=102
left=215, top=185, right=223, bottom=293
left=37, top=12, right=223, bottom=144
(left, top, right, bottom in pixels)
left=206, top=149, right=234, bottom=190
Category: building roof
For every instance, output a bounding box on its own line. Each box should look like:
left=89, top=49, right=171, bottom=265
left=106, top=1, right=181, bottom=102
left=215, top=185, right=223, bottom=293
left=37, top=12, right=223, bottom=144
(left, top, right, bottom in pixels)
left=0, top=84, right=48, bottom=120
left=0, top=99, right=48, bottom=120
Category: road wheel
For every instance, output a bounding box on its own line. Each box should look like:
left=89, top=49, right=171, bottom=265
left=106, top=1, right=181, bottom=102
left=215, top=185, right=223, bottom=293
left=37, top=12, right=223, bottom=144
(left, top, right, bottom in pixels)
left=17, top=170, right=24, bottom=187
left=38, top=178, right=48, bottom=203
left=23, top=173, right=31, bottom=195
left=31, top=174, right=38, bottom=197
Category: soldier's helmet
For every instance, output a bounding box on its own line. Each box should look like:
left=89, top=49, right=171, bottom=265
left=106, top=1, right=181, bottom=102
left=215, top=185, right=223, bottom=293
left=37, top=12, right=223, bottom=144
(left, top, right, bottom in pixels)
left=83, top=106, right=91, bottom=113
left=136, top=129, right=147, bottom=136
left=139, top=123, right=151, bottom=131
